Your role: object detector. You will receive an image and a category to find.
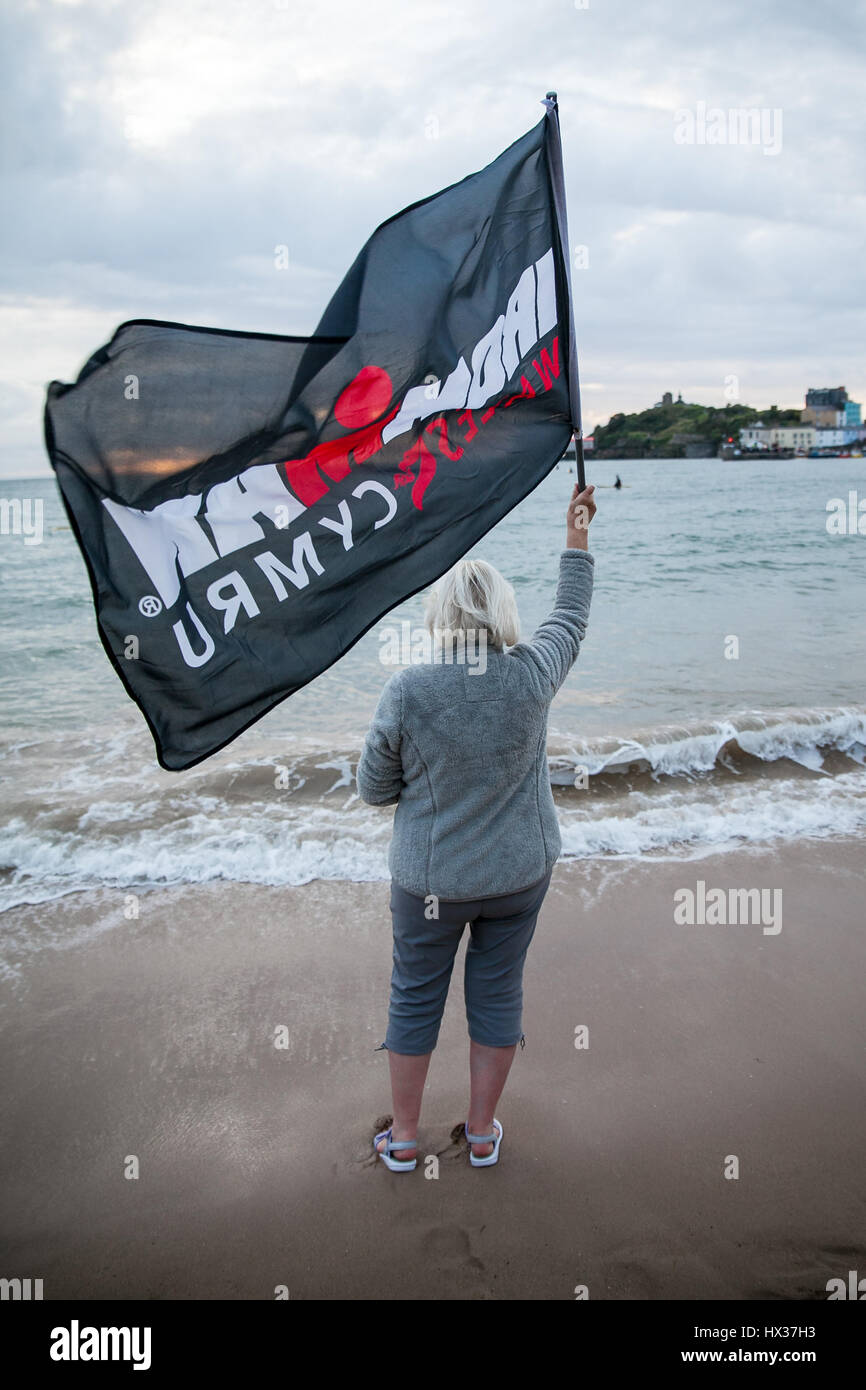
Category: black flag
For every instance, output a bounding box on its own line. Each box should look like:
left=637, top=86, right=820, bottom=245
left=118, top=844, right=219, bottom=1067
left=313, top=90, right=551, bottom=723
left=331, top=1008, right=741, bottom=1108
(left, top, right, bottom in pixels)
left=44, top=99, right=580, bottom=771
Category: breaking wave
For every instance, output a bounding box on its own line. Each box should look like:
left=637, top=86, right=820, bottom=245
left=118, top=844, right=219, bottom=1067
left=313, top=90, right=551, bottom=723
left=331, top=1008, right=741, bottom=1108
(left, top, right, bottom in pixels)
left=1, top=706, right=864, bottom=914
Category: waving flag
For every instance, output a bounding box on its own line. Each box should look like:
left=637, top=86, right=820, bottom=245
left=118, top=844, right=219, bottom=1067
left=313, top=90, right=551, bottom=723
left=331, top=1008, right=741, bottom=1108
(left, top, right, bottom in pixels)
left=44, top=95, right=582, bottom=771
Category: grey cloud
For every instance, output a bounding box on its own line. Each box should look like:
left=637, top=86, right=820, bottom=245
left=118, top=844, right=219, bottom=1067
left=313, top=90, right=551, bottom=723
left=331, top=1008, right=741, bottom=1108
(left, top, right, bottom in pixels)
left=2, top=0, right=864, bottom=477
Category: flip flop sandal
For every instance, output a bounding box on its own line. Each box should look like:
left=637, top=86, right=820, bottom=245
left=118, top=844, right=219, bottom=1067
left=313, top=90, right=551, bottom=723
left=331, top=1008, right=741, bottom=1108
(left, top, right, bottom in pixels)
left=465, top=1117, right=503, bottom=1167
left=373, top=1127, right=417, bottom=1172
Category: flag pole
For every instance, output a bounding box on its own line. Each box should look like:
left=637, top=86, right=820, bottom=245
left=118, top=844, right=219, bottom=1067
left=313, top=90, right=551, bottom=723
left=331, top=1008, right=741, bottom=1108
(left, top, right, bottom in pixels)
left=542, top=91, right=586, bottom=493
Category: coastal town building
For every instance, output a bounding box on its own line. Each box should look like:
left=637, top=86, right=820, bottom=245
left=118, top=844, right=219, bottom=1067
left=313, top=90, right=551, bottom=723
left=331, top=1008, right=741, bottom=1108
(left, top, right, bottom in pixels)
left=739, top=422, right=864, bottom=453
left=740, top=386, right=864, bottom=452
left=740, top=424, right=815, bottom=450
left=801, top=386, right=862, bottom=428
left=814, top=427, right=857, bottom=450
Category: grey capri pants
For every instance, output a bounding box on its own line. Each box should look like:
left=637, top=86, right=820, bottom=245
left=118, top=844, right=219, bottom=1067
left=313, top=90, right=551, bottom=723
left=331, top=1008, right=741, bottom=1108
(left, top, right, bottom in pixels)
left=380, top=867, right=554, bottom=1055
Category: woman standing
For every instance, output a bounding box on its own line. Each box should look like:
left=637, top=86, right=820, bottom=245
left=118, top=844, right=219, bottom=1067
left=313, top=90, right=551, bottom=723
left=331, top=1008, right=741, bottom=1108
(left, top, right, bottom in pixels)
left=357, top=482, right=596, bottom=1168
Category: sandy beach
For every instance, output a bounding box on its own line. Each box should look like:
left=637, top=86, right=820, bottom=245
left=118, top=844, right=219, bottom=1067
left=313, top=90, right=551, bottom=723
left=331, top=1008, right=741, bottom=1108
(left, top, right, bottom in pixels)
left=2, top=834, right=864, bottom=1301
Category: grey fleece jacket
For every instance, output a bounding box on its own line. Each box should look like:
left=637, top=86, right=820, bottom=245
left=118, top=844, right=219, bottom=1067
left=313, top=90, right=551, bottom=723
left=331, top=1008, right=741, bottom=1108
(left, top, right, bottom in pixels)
left=356, top=548, right=595, bottom=900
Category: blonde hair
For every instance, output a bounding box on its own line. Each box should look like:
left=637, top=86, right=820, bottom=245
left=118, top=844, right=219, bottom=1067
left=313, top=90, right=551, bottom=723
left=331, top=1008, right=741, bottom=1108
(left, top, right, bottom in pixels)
left=423, top=558, right=520, bottom=651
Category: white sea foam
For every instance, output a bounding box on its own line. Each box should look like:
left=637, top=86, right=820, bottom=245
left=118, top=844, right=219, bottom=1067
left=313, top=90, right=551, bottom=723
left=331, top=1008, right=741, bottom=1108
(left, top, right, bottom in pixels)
left=2, top=767, right=865, bottom=917
left=2, top=708, right=865, bottom=925
left=0, top=802, right=393, bottom=913
left=550, top=707, right=866, bottom=780
left=558, top=769, right=866, bottom=859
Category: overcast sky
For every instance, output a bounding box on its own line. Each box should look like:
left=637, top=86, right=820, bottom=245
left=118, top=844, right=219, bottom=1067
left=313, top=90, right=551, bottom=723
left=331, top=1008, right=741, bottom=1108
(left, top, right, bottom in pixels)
left=2, top=0, right=864, bottom=477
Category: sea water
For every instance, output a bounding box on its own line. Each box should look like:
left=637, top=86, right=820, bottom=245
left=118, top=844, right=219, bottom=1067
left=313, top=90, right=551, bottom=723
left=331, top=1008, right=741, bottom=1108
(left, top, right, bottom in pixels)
left=1, top=455, right=864, bottom=934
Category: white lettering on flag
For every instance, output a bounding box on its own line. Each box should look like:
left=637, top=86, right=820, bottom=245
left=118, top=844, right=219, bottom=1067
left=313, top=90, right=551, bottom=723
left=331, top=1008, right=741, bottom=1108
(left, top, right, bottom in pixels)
left=534, top=247, right=556, bottom=337
left=101, top=248, right=558, bottom=614
left=254, top=533, right=325, bottom=599
left=104, top=462, right=306, bottom=609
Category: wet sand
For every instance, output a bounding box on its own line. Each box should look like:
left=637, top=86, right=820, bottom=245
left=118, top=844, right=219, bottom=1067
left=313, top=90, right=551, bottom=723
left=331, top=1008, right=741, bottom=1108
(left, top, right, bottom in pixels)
left=1, top=836, right=865, bottom=1300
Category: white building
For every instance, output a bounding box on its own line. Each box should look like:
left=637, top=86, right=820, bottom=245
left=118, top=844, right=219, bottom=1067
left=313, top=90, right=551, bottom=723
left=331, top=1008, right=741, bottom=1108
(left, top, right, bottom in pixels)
left=739, top=424, right=814, bottom=451
left=740, top=425, right=770, bottom=448
left=739, top=422, right=767, bottom=444
left=814, top=428, right=847, bottom=449
left=813, top=426, right=865, bottom=450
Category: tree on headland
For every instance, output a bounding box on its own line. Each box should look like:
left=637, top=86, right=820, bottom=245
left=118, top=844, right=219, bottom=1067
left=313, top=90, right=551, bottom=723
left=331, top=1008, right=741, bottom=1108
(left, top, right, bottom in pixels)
left=591, top=397, right=801, bottom=458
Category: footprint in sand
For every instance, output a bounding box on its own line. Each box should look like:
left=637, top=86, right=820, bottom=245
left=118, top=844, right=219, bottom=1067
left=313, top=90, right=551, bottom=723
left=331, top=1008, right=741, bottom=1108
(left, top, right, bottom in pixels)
left=750, top=1242, right=866, bottom=1300
left=353, top=1114, right=398, bottom=1167
left=435, top=1122, right=471, bottom=1161
left=601, top=1257, right=663, bottom=1300
left=422, top=1224, right=493, bottom=1297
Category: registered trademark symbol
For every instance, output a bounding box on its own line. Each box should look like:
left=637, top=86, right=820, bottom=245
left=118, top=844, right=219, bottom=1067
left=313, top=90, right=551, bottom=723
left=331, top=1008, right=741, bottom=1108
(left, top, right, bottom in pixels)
left=138, top=595, right=163, bottom=617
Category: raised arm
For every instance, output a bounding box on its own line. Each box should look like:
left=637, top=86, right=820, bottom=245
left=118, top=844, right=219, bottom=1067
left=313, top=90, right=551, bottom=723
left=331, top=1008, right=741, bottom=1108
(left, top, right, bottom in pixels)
left=514, top=483, right=596, bottom=698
